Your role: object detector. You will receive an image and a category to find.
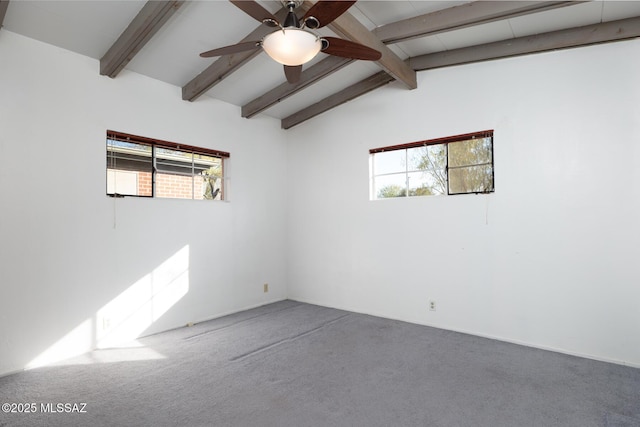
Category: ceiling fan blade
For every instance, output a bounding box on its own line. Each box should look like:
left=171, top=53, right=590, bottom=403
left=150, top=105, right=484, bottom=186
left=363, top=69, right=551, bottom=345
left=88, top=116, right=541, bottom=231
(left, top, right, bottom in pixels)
left=303, top=1, right=357, bottom=29
left=321, top=37, right=381, bottom=61
left=200, top=41, right=261, bottom=58
left=230, top=0, right=279, bottom=26
left=284, top=65, right=302, bottom=84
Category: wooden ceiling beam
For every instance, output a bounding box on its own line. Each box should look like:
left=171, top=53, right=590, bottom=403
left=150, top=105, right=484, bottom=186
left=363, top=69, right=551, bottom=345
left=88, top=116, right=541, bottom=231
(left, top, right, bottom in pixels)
left=374, top=1, right=584, bottom=44
left=100, top=1, right=184, bottom=78
left=281, top=71, right=394, bottom=129
left=282, top=16, right=640, bottom=129
left=317, top=2, right=416, bottom=90
left=248, top=0, right=583, bottom=119
left=409, top=16, right=640, bottom=71
left=242, top=0, right=435, bottom=117
left=0, top=1, right=9, bottom=29
left=242, top=56, right=353, bottom=118
left=182, top=8, right=289, bottom=102
left=242, top=1, right=416, bottom=127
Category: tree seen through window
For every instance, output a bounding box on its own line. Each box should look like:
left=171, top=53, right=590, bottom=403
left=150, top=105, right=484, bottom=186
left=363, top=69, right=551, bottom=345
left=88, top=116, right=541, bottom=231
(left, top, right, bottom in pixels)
left=370, top=132, right=493, bottom=199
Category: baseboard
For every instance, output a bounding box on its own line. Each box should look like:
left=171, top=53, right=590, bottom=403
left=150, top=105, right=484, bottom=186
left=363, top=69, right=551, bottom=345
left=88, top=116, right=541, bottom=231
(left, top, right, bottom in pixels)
left=0, top=366, right=29, bottom=379
left=182, top=298, right=288, bottom=328
left=288, top=297, right=640, bottom=369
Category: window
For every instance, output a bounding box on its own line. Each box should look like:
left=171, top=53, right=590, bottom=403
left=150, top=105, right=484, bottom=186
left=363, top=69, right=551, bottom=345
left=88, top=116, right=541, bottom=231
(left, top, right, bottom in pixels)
left=106, top=130, right=229, bottom=200
left=370, top=130, right=494, bottom=199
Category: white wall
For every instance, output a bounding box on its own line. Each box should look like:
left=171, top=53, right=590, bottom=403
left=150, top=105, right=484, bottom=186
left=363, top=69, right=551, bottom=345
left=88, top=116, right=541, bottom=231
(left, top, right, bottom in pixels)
left=286, top=40, right=640, bottom=367
left=2, top=30, right=638, bottom=377
left=0, top=32, right=288, bottom=376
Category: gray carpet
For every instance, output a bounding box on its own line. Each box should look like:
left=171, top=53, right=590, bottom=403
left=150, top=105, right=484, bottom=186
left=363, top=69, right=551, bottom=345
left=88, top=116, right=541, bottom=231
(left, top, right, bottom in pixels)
left=1, top=300, right=639, bottom=427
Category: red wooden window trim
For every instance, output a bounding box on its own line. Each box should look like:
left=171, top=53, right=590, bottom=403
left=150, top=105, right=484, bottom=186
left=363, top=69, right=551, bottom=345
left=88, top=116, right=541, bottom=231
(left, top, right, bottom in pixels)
left=107, top=130, right=230, bottom=158
left=370, top=130, right=493, bottom=154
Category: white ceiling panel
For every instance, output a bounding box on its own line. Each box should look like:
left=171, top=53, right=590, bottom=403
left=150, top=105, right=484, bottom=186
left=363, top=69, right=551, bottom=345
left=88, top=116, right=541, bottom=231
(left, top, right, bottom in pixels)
left=353, top=1, right=421, bottom=26
left=602, top=0, right=640, bottom=22
left=3, top=0, right=144, bottom=58
left=353, top=0, right=470, bottom=27
left=395, top=34, right=447, bottom=57
left=264, top=60, right=381, bottom=119
left=436, top=19, right=514, bottom=51
left=347, top=4, right=377, bottom=30
left=126, top=1, right=253, bottom=87
left=508, top=1, right=604, bottom=38
left=408, top=0, right=470, bottom=16
left=204, top=53, right=288, bottom=106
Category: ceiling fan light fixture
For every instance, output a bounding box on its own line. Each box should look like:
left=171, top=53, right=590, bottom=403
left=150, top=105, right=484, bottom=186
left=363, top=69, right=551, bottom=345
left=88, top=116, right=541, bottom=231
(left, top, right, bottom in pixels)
left=262, top=28, right=321, bottom=66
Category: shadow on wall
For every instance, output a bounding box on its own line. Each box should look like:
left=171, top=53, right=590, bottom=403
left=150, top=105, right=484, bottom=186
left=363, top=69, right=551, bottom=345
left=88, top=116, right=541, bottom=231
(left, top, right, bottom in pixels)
left=25, top=245, right=190, bottom=369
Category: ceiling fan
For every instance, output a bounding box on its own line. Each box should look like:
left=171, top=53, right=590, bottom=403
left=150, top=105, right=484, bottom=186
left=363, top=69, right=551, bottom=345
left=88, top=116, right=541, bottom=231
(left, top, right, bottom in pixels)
left=200, top=0, right=382, bottom=84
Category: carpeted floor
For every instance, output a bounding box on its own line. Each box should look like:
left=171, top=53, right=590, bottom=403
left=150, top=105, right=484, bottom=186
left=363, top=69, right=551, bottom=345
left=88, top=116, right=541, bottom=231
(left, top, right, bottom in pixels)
left=1, top=300, right=639, bottom=427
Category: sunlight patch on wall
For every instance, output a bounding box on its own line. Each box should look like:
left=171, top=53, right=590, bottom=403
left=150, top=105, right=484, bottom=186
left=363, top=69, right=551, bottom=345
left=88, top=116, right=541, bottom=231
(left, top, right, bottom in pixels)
left=97, top=245, right=190, bottom=349
left=26, top=319, right=93, bottom=370
left=26, top=245, right=189, bottom=369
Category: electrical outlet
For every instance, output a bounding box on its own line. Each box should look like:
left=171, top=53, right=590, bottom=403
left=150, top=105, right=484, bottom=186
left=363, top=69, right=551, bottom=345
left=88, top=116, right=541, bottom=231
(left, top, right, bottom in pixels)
left=263, top=283, right=269, bottom=293
left=429, top=300, right=436, bottom=311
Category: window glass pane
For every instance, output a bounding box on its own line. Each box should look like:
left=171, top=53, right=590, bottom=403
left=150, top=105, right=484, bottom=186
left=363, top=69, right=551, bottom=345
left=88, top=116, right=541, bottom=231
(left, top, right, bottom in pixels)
left=106, top=132, right=228, bottom=200
left=407, top=147, right=425, bottom=171
left=156, top=171, right=194, bottom=199
left=373, top=150, right=406, bottom=175
left=408, top=171, right=446, bottom=196
left=408, top=145, right=447, bottom=171
left=410, top=145, right=447, bottom=195
left=370, top=132, right=493, bottom=200
left=106, top=139, right=152, bottom=196
left=449, top=164, right=494, bottom=194
left=407, top=171, right=430, bottom=197
left=374, top=173, right=407, bottom=198
left=156, top=147, right=193, bottom=176
left=197, top=155, right=223, bottom=200
left=155, top=147, right=195, bottom=199
left=449, top=137, right=492, bottom=167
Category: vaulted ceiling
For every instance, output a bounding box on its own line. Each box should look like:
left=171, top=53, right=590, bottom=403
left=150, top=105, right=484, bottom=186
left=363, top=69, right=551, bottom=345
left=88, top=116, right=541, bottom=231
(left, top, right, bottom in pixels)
left=2, top=0, right=640, bottom=129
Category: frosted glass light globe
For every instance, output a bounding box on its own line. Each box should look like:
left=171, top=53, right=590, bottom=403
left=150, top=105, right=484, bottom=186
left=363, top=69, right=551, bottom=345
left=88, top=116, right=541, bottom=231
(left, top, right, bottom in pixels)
left=262, top=28, right=321, bottom=66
